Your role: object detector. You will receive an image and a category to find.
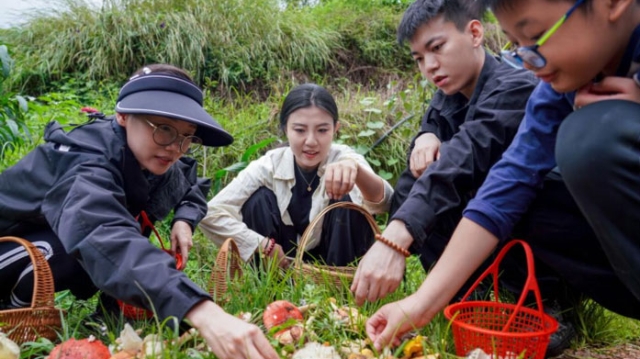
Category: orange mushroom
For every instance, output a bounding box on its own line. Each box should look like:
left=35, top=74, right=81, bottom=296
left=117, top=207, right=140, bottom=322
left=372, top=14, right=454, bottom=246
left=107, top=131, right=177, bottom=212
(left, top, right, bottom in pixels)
left=262, top=300, right=304, bottom=331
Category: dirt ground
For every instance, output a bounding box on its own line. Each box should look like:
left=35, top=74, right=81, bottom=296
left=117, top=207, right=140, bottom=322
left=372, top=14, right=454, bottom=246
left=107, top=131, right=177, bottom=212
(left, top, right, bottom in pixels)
left=555, top=341, right=640, bottom=359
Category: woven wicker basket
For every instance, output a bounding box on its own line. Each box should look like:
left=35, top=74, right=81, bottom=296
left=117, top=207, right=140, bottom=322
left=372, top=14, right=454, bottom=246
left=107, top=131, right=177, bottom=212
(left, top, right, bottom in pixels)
left=293, top=202, right=380, bottom=286
left=208, top=238, right=243, bottom=303
left=0, top=236, right=62, bottom=344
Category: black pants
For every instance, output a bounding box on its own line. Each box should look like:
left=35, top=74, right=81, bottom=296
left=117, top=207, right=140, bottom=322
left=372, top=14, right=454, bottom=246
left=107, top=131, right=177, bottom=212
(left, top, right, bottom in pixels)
left=541, top=99, right=640, bottom=319
left=0, top=228, right=97, bottom=309
left=240, top=187, right=374, bottom=266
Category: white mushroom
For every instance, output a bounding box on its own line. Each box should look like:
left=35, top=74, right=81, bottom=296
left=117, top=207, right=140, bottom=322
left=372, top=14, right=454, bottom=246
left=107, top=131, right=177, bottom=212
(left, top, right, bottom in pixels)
left=291, top=342, right=340, bottom=359
left=0, top=333, right=19, bottom=359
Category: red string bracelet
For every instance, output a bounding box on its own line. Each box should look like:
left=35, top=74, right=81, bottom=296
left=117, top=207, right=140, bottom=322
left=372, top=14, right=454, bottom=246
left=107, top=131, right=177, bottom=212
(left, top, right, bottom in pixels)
left=263, top=238, right=276, bottom=256
left=375, top=234, right=410, bottom=257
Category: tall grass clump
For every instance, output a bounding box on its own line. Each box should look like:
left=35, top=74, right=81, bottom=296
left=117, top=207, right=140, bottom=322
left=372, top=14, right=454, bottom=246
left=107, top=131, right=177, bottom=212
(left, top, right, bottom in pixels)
left=1, top=0, right=416, bottom=95
left=2, top=0, right=338, bottom=93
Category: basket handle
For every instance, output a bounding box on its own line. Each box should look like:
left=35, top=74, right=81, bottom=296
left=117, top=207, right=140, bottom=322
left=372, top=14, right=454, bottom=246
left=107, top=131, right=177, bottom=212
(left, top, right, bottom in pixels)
left=209, top=238, right=243, bottom=302
left=458, top=239, right=544, bottom=332
left=0, top=236, right=56, bottom=309
left=293, top=201, right=380, bottom=269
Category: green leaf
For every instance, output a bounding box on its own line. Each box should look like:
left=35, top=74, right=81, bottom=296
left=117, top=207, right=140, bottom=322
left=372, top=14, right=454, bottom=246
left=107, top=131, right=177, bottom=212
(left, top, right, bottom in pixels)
left=357, top=129, right=375, bottom=137
left=359, top=97, right=376, bottom=106
left=5, top=119, right=19, bottom=136
left=354, top=144, right=369, bottom=155
left=15, top=95, right=28, bottom=113
left=0, top=45, right=12, bottom=78
left=215, top=161, right=248, bottom=179
left=386, top=158, right=399, bottom=166
left=241, top=137, right=276, bottom=162
left=363, top=107, right=382, bottom=114
left=367, top=158, right=381, bottom=166
left=377, top=169, right=393, bottom=180
left=366, top=121, right=384, bottom=129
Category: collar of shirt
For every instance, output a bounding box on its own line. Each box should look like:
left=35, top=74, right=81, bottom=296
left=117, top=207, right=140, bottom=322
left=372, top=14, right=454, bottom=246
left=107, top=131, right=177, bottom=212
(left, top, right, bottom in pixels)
left=273, top=146, right=330, bottom=182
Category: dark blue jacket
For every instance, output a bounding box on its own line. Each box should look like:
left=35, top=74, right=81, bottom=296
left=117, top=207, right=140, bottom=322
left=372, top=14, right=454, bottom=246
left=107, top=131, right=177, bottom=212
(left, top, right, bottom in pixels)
left=464, top=25, right=640, bottom=241
left=0, top=117, right=211, bottom=321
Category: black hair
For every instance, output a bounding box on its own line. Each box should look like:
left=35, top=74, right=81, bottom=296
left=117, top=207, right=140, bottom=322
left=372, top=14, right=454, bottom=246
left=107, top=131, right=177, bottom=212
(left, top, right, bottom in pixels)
left=397, top=0, right=485, bottom=44
left=279, top=84, right=338, bottom=130
left=131, top=64, right=194, bottom=83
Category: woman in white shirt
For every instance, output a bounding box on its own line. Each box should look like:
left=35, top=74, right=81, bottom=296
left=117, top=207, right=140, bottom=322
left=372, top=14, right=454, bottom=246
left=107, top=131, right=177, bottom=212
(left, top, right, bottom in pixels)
left=199, top=84, right=393, bottom=267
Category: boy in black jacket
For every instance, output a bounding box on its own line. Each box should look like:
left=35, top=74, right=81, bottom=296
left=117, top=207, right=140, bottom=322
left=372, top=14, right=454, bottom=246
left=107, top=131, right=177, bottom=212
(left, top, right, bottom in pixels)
left=352, top=0, right=540, bottom=304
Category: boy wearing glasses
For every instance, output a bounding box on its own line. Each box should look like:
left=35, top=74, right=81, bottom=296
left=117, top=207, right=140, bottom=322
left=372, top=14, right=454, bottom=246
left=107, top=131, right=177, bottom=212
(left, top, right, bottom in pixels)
left=365, top=0, right=640, bottom=356
left=0, top=64, right=280, bottom=359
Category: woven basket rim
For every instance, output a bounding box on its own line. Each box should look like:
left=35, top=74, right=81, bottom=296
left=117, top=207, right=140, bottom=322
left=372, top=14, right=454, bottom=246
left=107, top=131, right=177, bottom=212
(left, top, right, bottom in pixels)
left=0, top=237, right=56, bottom=309
left=0, top=236, right=62, bottom=344
left=292, top=202, right=380, bottom=280
left=209, top=238, right=243, bottom=301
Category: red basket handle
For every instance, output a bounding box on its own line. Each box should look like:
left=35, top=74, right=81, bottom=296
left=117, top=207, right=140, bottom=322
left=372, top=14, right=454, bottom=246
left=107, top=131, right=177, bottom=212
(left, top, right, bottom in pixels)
left=458, top=239, right=544, bottom=332
left=137, top=211, right=184, bottom=270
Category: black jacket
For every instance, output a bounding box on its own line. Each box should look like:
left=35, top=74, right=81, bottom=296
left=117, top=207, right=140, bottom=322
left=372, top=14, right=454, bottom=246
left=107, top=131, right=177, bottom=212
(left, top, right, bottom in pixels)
left=0, top=117, right=211, bottom=321
left=391, top=52, right=538, bottom=249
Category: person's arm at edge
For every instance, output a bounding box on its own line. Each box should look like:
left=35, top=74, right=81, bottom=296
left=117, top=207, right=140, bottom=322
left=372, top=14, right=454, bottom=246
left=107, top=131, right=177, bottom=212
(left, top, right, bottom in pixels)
left=367, top=218, right=498, bottom=350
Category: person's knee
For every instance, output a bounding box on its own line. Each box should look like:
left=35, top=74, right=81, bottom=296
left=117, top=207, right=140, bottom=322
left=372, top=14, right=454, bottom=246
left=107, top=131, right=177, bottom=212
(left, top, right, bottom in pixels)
left=241, top=187, right=277, bottom=214
left=557, top=100, right=640, bottom=184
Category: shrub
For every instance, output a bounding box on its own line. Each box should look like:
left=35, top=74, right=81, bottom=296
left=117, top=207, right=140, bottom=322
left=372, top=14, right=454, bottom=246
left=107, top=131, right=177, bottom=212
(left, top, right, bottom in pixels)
left=0, top=45, right=30, bottom=157
left=1, top=0, right=413, bottom=95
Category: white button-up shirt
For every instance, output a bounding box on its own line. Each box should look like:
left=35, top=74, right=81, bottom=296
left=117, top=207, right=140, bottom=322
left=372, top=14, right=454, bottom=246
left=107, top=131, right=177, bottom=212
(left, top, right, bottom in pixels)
left=199, top=144, right=393, bottom=261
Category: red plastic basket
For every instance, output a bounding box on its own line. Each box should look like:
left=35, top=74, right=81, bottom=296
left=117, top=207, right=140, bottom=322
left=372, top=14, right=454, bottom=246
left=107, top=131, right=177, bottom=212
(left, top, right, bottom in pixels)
left=117, top=211, right=184, bottom=319
left=443, top=240, right=558, bottom=359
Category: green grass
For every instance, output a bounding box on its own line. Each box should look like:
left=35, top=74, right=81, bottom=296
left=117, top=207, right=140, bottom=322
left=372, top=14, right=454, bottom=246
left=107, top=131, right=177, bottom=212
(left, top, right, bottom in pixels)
left=0, top=1, right=637, bottom=354
left=2, top=82, right=638, bottom=359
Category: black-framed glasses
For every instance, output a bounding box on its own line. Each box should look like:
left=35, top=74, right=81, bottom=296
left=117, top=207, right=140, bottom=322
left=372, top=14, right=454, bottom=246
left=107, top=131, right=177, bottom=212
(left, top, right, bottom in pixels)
left=143, top=118, right=203, bottom=154
left=501, top=0, right=584, bottom=70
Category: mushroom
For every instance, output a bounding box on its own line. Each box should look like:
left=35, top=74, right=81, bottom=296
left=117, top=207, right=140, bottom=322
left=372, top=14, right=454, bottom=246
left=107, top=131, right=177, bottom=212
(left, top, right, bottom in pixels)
left=328, top=301, right=363, bottom=331
left=273, top=324, right=305, bottom=345
left=0, top=333, right=19, bottom=359
left=262, top=300, right=304, bottom=331
left=140, top=334, right=164, bottom=359
left=291, top=342, right=340, bottom=359
left=47, top=336, right=111, bottom=359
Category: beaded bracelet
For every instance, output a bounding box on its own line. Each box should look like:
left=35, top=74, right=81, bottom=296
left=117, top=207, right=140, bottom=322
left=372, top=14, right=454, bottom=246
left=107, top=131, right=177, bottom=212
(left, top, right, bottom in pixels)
left=375, top=234, right=410, bottom=257
left=263, top=238, right=276, bottom=256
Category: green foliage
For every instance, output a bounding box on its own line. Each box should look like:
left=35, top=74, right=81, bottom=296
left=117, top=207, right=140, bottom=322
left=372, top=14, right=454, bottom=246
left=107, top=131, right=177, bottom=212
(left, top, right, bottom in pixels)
left=0, top=0, right=413, bottom=94
left=0, top=45, right=30, bottom=157
left=209, top=137, right=279, bottom=195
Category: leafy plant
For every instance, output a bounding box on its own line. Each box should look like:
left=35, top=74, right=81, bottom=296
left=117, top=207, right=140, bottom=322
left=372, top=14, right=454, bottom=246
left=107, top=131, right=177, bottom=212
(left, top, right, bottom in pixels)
left=210, top=137, right=278, bottom=195
left=0, top=45, right=30, bottom=158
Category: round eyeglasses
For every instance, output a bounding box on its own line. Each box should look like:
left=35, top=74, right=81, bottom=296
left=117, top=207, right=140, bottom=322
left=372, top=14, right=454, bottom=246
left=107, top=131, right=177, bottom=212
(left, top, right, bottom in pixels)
left=143, top=118, right=203, bottom=154
left=500, top=0, right=584, bottom=70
